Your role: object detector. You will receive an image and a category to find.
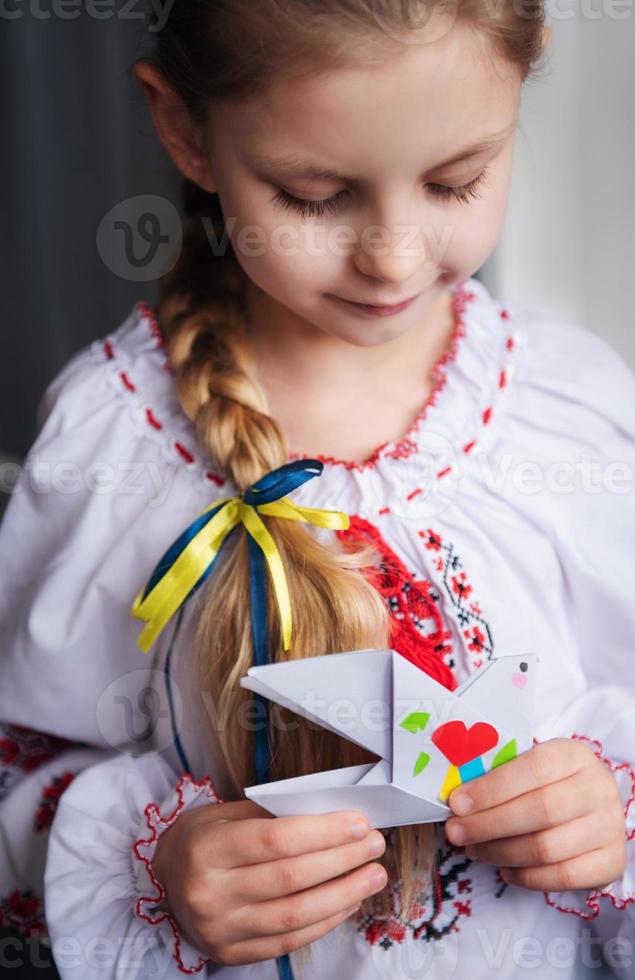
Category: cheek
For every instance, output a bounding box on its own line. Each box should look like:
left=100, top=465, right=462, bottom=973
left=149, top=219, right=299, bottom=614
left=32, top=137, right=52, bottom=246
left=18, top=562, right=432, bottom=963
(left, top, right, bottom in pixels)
left=438, top=179, right=512, bottom=276
left=215, top=176, right=342, bottom=307
left=231, top=214, right=342, bottom=300
left=452, top=206, right=505, bottom=267
left=446, top=145, right=515, bottom=270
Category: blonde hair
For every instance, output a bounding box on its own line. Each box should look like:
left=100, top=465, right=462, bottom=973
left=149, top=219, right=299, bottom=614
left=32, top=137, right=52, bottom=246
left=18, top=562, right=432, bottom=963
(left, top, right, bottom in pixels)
left=136, top=0, right=547, bottom=946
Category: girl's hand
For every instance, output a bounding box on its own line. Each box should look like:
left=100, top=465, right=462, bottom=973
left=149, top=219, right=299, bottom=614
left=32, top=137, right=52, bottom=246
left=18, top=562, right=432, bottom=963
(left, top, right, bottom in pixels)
left=445, top=737, right=627, bottom=891
left=150, top=799, right=387, bottom=966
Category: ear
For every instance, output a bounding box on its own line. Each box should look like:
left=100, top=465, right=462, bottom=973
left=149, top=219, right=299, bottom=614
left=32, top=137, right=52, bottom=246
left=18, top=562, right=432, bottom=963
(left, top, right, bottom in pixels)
left=541, top=25, right=554, bottom=49
left=133, top=62, right=216, bottom=194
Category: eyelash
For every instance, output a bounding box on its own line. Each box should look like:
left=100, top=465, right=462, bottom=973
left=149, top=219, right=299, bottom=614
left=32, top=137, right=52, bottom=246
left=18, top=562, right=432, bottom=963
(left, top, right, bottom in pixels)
left=272, top=170, right=489, bottom=219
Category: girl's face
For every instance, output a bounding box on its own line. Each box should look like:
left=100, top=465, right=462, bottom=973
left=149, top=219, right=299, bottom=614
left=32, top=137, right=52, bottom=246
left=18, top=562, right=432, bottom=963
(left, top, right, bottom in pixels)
left=203, top=18, right=523, bottom=347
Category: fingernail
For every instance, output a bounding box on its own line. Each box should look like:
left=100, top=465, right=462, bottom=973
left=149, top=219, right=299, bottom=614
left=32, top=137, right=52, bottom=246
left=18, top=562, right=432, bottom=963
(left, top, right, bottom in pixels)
left=369, top=868, right=387, bottom=892
left=366, top=833, right=385, bottom=856
left=447, top=821, right=465, bottom=845
left=346, top=904, right=361, bottom=916
left=451, top=792, right=473, bottom=815
left=349, top=819, right=370, bottom=840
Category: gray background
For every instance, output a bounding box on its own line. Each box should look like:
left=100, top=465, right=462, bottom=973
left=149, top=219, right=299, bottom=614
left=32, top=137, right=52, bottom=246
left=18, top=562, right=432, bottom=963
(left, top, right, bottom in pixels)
left=0, top=3, right=180, bottom=463
left=480, top=0, right=635, bottom=367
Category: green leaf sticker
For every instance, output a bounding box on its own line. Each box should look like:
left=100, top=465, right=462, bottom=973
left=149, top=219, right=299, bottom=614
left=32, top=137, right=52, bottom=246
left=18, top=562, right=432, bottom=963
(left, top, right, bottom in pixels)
left=400, top=711, right=430, bottom=734
left=414, top=751, right=431, bottom=776
left=491, top=738, right=517, bottom=769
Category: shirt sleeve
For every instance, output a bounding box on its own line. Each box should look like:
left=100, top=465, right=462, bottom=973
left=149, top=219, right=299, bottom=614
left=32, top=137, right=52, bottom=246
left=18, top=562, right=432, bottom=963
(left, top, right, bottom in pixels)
left=0, top=727, right=223, bottom=978
left=509, top=311, right=635, bottom=931
left=0, top=313, right=206, bottom=745
left=43, top=748, right=223, bottom=979
left=0, top=723, right=94, bottom=942
left=0, top=312, right=226, bottom=975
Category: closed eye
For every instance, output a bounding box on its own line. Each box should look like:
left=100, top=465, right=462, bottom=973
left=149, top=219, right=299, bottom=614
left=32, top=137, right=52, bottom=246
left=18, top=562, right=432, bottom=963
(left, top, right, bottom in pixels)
left=427, top=169, right=489, bottom=205
left=272, top=188, right=348, bottom=219
left=271, top=169, right=489, bottom=220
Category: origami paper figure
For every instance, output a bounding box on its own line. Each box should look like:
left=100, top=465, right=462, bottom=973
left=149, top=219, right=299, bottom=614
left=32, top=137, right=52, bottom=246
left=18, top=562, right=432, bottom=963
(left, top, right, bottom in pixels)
left=240, top=650, right=538, bottom=829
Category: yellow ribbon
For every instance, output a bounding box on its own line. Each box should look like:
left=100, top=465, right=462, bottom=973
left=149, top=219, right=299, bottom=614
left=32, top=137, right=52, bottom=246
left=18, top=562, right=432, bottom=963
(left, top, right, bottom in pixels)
left=131, top=495, right=350, bottom=654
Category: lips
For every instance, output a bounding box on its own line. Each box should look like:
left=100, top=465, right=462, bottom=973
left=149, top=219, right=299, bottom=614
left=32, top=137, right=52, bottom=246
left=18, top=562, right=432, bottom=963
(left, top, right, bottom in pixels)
left=348, top=294, right=417, bottom=308
left=352, top=296, right=416, bottom=307
left=334, top=292, right=420, bottom=315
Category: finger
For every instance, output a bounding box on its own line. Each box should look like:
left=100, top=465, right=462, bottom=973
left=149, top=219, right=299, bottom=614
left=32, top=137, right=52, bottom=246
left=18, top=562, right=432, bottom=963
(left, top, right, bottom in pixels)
left=446, top=767, right=595, bottom=846
left=499, top=845, right=627, bottom=892
left=213, top=903, right=362, bottom=967
left=194, top=800, right=276, bottom=829
left=464, top=812, right=618, bottom=868
left=230, top=861, right=388, bottom=940
left=218, top=800, right=277, bottom=821
left=448, top=738, right=592, bottom=817
left=231, top=829, right=387, bottom=902
left=213, top=810, right=372, bottom=869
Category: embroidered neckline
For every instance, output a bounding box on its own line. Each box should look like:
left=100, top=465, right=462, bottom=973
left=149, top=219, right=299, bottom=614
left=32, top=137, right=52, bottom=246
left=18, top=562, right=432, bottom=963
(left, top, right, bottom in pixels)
left=286, top=279, right=476, bottom=473
left=114, top=279, right=518, bottom=489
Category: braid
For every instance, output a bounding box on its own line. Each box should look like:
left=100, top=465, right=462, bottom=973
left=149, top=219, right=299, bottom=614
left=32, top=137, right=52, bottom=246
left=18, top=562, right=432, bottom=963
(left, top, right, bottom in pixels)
left=158, top=179, right=287, bottom=486
left=154, top=188, right=438, bottom=924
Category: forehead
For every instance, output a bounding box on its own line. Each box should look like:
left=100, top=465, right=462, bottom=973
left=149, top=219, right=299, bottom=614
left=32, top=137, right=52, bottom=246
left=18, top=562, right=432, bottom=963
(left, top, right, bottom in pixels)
left=213, top=18, right=521, bottom=178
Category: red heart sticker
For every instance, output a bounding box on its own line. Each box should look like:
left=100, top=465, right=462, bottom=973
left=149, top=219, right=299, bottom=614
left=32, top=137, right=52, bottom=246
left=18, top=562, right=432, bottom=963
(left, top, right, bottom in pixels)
left=431, top=719, right=499, bottom=767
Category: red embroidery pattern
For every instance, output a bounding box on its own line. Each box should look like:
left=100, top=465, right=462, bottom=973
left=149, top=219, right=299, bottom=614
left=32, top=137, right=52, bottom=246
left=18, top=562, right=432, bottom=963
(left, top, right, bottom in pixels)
left=0, top=727, right=84, bottom=943
left=352, top=838, right=474, bottom=948
left=137, top=299, right=167, bottom=350
left=0, top=723, right=79, bottom=805
left=332, top=517, right=496, bottom=948
left=0, top=889, right=47, bottom=939
left=443, top=322, right=520, bottom=479
left=336, top=516, right=457, bottom=690
left=102, top=305, right=226, bottom=490
left=494, top=868, right=509, bottom=899
left=420, top=529, right=494, bottom=671
left=133, top=772, right=223, bottom=975
left=34, top=771, right=76, bottom=833
left=0, top=724, right=76, bottom=775
left=374, top=310, right=520, bottom=504
left=288, top=281, right=476, bottom=474
left=540, top=734, right=635, bottom=920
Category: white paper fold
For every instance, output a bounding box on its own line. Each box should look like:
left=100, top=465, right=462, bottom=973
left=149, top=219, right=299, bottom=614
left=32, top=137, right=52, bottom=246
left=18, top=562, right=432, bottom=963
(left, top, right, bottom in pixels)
left=241, top=651, right=538, bottom=829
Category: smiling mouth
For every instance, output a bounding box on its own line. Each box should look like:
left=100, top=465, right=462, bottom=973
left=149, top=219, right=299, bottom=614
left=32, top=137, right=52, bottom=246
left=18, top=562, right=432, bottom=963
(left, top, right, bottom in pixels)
left=350, top=295, right=417, bottom=306
left=332, top=292, right=421, bottom=315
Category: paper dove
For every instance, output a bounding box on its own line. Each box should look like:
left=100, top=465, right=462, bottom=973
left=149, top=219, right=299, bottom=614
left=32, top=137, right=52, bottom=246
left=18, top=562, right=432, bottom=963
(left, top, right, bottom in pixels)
left=240, top=650, right=538, bottom=829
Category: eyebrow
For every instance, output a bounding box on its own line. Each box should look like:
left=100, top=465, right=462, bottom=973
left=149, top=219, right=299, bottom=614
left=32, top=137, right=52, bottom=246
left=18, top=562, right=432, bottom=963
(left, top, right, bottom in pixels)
left=245, top=123, right=516, bottom=182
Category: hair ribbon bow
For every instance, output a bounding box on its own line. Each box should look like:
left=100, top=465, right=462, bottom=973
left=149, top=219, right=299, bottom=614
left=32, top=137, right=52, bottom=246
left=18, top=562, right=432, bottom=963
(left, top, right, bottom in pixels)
left=130, top=459, right=350, bottom=659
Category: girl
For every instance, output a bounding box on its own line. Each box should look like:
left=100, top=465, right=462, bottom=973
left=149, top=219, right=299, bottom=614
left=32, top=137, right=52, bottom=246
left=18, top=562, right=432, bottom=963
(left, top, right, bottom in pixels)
left=1, top=2, right=634, bottom=978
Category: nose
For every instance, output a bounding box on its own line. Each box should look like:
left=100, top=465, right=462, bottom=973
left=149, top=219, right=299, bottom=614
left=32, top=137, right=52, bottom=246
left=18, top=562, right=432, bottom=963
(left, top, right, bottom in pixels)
left=351, top=195, right=435, bottom=286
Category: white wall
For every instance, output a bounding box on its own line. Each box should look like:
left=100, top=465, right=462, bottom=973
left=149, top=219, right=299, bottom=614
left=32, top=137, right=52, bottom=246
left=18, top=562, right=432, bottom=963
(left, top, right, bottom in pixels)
left=480, top=0, right=635, bottom=369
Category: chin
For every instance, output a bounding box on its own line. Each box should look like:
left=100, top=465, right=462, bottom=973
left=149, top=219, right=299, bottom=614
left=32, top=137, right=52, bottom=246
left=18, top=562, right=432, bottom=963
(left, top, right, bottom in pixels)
left=329, top=321, right=417, bottom=348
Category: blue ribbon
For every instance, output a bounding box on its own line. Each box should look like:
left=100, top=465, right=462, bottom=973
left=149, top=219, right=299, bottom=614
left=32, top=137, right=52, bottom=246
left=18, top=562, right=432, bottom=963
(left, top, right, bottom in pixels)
left=247, top=461, right=329, bottom=980
left=148, top=460, right=329, bottom=980
left=242, top=460, right=324, bottom=783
